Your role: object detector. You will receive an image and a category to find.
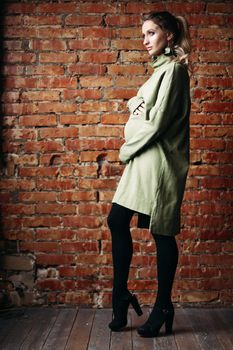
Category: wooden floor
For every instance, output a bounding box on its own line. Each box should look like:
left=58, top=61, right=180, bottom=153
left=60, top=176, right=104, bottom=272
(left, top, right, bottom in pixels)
left=0, top=307, right=232, bottom=350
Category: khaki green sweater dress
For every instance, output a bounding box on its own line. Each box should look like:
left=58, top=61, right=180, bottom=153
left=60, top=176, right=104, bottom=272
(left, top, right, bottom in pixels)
left=112, top=54, right=191, bottom=236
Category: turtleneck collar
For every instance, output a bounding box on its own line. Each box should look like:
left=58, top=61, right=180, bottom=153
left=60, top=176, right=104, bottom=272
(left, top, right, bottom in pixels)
left=150, top=54, right=173, bottom=69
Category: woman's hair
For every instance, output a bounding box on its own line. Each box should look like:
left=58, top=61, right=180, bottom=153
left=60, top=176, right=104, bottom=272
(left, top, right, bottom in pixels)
left=142, top=11, right=192, bottom=67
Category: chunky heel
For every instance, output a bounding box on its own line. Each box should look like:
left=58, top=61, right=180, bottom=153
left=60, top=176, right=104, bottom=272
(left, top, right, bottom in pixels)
left=131, top=294, right=143, bottom=316
left=137, top=306, right=174, bottom=338
left=109, top=292, right=142, bottom=331
left=165, top=311, right=174, bottom=334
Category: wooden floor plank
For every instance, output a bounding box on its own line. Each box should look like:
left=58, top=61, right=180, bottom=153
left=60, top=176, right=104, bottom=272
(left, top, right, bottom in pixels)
left=42, top=308, right=77, bottom=350
left=110, top=309, right=132, bottom=350
left=131, top=308, right=154, bottom=350
left=65, top=308, right=95, bottom=350
left=185, top=308, right=225, bottom=350
left=87, top=309, right=112, bottom=350
left=1, top=308, right=39, bottom=350
left=0, top=307, right=232, bottom=350
left=20, top=307, right=59, bottom=350
left=173, top=307, right=202, bottom=350
left=0, top=311, right=21, bottom=345
left=209, top=308, right=233, bottom=350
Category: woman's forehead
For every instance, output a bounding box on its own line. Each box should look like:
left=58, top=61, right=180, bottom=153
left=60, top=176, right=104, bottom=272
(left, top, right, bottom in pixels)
left=142, top=20, right=160, bottom=33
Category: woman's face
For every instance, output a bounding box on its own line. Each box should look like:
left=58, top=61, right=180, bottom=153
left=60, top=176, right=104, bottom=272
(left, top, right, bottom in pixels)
left=142, top=20, right=172, bottom=57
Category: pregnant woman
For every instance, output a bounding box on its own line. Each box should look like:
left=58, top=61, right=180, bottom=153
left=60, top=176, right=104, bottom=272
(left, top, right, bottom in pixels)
left=107, top=11, right=192, bottom=337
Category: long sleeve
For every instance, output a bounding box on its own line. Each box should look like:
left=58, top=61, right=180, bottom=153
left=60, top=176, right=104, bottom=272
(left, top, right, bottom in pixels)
left=119, top=63, right=189, bottom=163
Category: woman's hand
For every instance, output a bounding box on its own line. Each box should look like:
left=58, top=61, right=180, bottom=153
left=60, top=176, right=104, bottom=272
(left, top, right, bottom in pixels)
left=133, top=101, right=145, bottom=116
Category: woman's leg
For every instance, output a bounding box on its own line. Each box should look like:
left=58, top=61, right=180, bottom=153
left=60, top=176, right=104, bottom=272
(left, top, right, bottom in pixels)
left=107, top=203, right=135, bottom=298
left=137, top=234, right=178, bottom=337
left=154, top=234, right=179, bottom=309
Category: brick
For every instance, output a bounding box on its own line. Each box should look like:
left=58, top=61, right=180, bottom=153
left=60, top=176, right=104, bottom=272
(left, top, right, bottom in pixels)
left=202, top=102, right=233, bottom=113
left=3, top=52, right=36, bottom=64
left=21, top=242, right=59, bottom=253
left=187, top=14, right=225, bottom=26
left=2, top=204, right=35, bottom=215
left=126, top=3, right=165, bottom=13
left=37, top=28, right=77, bottom=39
left=39, top=127, right=78, bottom=139
left=25, top=65, right=64, bottom=76
left=36, top=179, right=76, bottom=191
left=107, top=64, right=146, bottom=75
left=24, top=15, right=62, bottom=26
left=19, top=192, right=57, bottom=202
left=101, top=113, right=128, bottom=125
left=60, top=114, right=100, bottom=125
left=68, top=64, right=106, bottom=75
left=106, top=15, right=141, bottom=26
left=36, top=3, right=77, bottom=14
left=80, top=101, right=118, bottom=112
left=39, top=52, right=77, bottom=63
left=198, top=77, right=233, bottom=88
left=79, top=76, right=113, bottom=88
left=59, top=191, right=96, bottom=202
left=24, top=141, right=64, bottom=153
left=30, top=39, right=66, bottom=51
left=79, top=3, right=117, bottom=13
left=79, top=52, right=117, bottom=63
left=79, top=27, right=116, bottom=38
left=4, top=27, right=37, bottom=38
left=104, top=89, right=136, bottom=99
left=63, top=216, right=102, bottom=229
left=0, top=255, right=35, bottom=271
left=118, top=28, right=142, bottom=38
left=79, top=126, right=122, bottom=137
left=22, top=217, right=62, bottom=228
left=207, top=3, right=233, bottom=13
left=19, top=115, right=57, bottom=127
left=121, top=51, right=149, bottom=63
left=38, top=77, right=77, bottom=89
left=199, top=52, right=233, bottom=63
left=19, top=167, right=58, bottom=178
left=40, top=154, right=78, bottom=166
left=0, top=179, right=35, bottom=191
left=79, top=178, right=117, bottom=190
left=61, top=242, right=98, bottom=253
left=190, top=139, right=225, bottom=151
left=65, top=15, right=103, bottom=26
left=36, top=229, right=76, bottom=241
left=36, top=204, right=76, bottom=215
left=69, top=39, right=109, bottom=50
left=111, top=39, right=144, bottom=50
left=204, top=126, right=233, bottom=138
left=63, top=90, right=102, bottom=100
left=21, top=91, right=60, bottom=101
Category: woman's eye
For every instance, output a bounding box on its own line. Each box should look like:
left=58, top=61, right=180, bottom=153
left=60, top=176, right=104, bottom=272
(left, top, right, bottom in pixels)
left=149, top=31, right=155, bottom=36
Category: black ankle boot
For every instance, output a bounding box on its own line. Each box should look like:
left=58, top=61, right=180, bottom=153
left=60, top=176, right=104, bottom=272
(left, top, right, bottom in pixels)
left=137, top=305, right=174, bottom=337
left=109, top=293, right=143, bottom=331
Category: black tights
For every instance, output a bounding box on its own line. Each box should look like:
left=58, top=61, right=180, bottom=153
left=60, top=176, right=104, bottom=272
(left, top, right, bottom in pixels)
left=107, top=203, right=178, bottom=308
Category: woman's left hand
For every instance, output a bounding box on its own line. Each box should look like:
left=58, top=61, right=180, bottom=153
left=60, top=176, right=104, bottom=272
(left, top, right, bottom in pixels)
left=133, top=102, right=145, bottom=116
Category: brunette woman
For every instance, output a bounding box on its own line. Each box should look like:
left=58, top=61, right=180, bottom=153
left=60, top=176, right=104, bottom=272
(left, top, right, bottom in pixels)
left=107, top=11, right=192, bottom=337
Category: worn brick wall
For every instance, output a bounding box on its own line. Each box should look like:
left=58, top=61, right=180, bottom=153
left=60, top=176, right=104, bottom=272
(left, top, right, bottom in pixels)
left=0, top=0, right=232, bottom=307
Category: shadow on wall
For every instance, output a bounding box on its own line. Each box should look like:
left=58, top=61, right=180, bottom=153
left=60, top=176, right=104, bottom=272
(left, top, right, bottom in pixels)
left=0, top=0, right=8, bottom=307
left=0, top=1, right=37, bottom=309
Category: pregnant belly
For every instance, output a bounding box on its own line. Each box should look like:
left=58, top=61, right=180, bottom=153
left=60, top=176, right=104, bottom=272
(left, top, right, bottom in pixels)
left=124, top=115, right=144, bottom=142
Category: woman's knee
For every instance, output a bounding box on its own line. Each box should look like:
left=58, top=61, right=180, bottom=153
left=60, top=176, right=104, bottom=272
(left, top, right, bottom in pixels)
left=107, top=203, right=133, bottom=232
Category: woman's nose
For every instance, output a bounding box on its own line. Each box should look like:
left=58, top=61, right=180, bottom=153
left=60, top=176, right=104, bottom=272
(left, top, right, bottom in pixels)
left=143, top=36, right=149, bottom=46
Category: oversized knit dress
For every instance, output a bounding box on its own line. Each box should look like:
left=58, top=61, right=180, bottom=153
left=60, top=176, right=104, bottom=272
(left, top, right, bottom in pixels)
left=112, top=54, right=191, bottom=237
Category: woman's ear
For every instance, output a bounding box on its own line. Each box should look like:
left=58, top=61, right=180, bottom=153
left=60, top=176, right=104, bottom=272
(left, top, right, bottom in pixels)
left=166, top=32, right=174, bottom=42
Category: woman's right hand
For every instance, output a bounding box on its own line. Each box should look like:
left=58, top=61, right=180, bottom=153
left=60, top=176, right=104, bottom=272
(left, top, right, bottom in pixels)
left=133, top=101, right=145, bottom=116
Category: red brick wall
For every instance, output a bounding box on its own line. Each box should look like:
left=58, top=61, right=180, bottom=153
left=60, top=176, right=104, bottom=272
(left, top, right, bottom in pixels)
left=0, top=0, right=232, bottom=307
